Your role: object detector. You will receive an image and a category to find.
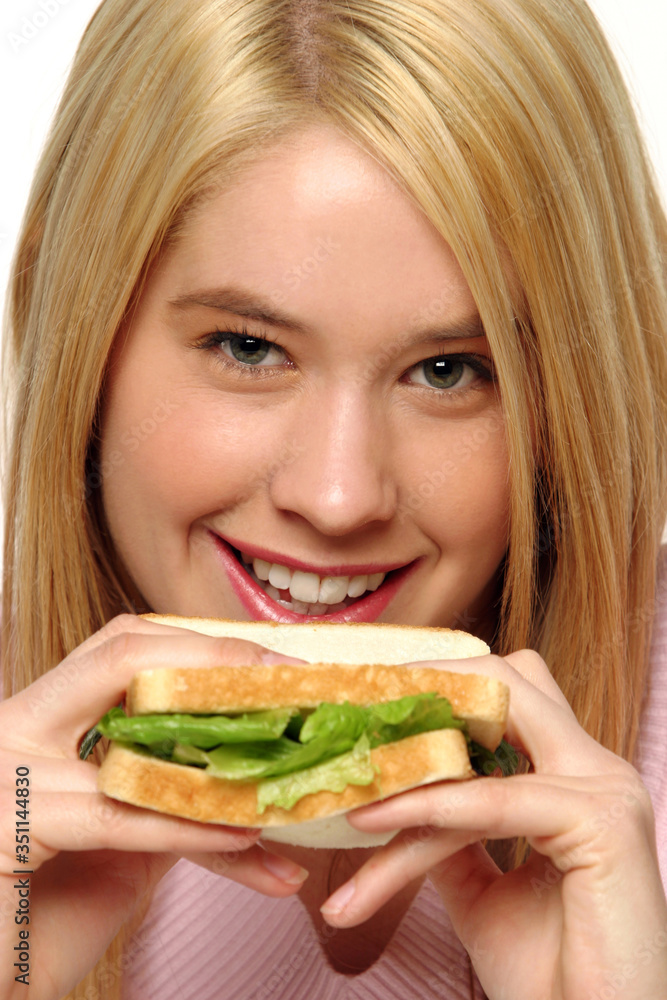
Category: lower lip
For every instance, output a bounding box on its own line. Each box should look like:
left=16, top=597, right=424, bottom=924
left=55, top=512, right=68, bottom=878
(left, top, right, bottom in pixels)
left=209, top=531, right=419, bottom=624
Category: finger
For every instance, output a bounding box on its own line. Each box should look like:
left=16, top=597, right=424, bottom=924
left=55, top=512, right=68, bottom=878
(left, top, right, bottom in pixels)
left=0, top=751, right=101, bottom=794
left=413, top=649, right=571, bottom=710
left=409, top=650, right=606, bottom=774
left=429, top=838, right=501, bottom=901
left=346, top=771, right=646, bottom=857
left=8, top=626, right=306, bottom=756
left=332, top=764, right=652, bottom=926
left=5, top=761, right=311, bottom=899
left=184, top=847, right=309, bottom=897
left=60, top=612, right=218, bottom=658
left=320, top=826, right=483, bottom=926
left=16, top=791, right=262, bottom=867
left=69, top=613, right=309, bottom=664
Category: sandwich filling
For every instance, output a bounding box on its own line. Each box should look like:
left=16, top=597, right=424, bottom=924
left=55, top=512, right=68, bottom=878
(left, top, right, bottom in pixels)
left=95, top=695, right=516, bottom=812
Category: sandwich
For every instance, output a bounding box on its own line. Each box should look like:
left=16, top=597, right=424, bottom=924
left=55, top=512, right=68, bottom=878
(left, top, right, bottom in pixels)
left=93, top=616, right=513, bottom=848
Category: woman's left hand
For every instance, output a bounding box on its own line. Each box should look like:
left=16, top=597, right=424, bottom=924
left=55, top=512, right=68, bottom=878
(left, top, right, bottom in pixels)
left=321, top=650, right=667, bottom=1000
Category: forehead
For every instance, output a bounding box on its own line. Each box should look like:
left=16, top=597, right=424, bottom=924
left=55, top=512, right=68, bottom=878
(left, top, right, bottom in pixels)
left=166, top=124, right=476, bottom=322
left=173, top=128, right=413, bottom=278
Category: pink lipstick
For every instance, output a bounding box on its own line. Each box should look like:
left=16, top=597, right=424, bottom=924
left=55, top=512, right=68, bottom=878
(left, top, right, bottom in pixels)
left=208, top=531, right=419, bottom=624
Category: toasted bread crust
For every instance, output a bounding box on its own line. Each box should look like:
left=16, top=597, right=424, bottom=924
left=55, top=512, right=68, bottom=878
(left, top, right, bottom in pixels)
left=128, top=662, right=507, bottom=749
left=98, top=729, right=473, bottom=829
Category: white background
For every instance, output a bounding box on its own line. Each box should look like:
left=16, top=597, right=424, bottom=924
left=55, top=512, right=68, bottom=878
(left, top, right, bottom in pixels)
left=0, top=1, right=666, bottom=547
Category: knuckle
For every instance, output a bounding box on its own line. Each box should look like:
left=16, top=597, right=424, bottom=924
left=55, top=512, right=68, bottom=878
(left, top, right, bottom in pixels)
left=586, top=769, right=656, bottom=841
left=81, top=794, right=128, bottom=844
left=65, top=615, right=143, bottom=677
left=502, top=649, right=550, bottom=683
left=616, top=769, right=654, bottom=820
left=101, top=613, right=142, bottom=637
left=209, top=637, right=270, bottom=665
left=502, top=650, right=573, bottom=711
left=505, top=648, right=546, bottom=669
left=102, top=630, right=146, bottom=669
left=480, top=774, right=512, bottom=830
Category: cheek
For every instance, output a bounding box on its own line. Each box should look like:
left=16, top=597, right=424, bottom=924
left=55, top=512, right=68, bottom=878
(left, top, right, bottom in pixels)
left=100, top=378, right=293, bottom=524
left=401, top=410, right=510, bottom=547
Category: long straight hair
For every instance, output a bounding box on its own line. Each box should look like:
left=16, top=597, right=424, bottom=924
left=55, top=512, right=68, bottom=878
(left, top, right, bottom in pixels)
left=3, top=1, right=667, bottom=997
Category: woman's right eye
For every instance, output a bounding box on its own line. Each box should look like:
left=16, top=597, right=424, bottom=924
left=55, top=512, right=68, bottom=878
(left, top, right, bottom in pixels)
left=213, top=330, right=287, bottom=367
left=193, top=327, right=290, bottom=375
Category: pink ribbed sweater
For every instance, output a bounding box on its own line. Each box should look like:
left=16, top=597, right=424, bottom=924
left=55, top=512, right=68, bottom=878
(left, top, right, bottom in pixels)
left=123, top=553, right=667, bottom=1000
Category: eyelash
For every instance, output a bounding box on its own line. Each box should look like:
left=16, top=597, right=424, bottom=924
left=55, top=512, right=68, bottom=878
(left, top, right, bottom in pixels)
left=195, top=325, right=496, bottom=391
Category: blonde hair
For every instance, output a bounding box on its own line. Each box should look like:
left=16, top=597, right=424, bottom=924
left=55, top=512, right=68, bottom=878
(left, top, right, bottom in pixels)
left=3, top=0, right=666, bottom=997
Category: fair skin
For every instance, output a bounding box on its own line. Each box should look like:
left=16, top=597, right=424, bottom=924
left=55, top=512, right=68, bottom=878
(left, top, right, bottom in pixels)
left=99, top=127, right=509, bottom=633
left=1, top=125, right=666, bottom=999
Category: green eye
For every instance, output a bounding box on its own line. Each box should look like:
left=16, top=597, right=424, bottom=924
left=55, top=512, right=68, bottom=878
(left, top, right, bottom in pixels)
left=421, top=358, right=468, bottom=389
left=227, top=335, right=274, bottom=365
left=409, top=355, right=485, bottom=391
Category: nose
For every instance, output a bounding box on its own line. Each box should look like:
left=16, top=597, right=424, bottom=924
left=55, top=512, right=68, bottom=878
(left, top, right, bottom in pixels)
left=267, top=387, right=398, bottom=536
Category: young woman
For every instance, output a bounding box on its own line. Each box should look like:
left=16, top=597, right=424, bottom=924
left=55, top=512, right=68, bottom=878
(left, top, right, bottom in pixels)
left=2, top=1, right=666, bottom=998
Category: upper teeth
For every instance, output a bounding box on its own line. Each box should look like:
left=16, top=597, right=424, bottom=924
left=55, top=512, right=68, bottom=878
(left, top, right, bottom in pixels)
left=240, top=552, right=386, bottom=605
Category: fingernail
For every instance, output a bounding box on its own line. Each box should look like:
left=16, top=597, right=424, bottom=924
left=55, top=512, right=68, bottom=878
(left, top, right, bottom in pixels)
left=260, top=651, right=307, bottom=665
left=261, top=851, right=309, bottom=885
left=320, top=878, right=356, bottom=916
left=229, top=828, right=262, bottom=847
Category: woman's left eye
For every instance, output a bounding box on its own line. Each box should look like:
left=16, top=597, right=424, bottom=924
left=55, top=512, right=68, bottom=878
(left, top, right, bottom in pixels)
left=406, top=354, right=494, bottom=391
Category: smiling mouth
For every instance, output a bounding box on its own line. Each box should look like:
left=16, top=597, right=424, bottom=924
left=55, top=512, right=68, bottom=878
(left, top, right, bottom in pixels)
left=228, top=545, right=400, bottom=616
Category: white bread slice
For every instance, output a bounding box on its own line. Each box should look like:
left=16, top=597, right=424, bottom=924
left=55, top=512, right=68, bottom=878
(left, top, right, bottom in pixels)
left=98, top=728, right=474, bottom=848
left=137, top=616, right=504, bottom=749
left=142, top=614, right=489, bottom=662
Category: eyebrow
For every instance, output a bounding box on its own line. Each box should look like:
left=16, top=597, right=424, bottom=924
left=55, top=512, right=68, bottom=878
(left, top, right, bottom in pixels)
left=168, top=286, right=486, bottom=345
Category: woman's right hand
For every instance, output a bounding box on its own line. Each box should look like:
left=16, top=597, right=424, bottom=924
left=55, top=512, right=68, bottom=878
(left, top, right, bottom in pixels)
left=0, top=614, right=310, bottom=1000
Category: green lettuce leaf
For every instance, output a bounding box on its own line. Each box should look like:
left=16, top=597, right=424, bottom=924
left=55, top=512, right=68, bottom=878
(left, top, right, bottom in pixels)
left=96, top=705, right=298, bottom=749
left=366, top=693, right=466, bottom=747
left=171, top=743, right=210, bottom=767
left=201, top=737, right=311, bottom=780
left=298, top=701, right=369, bottom=744
left=256, top=733, right=376, bottom=813
left=469, top=738, right=519, bottom=776
left=197, top=700, right=376, bottom=780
